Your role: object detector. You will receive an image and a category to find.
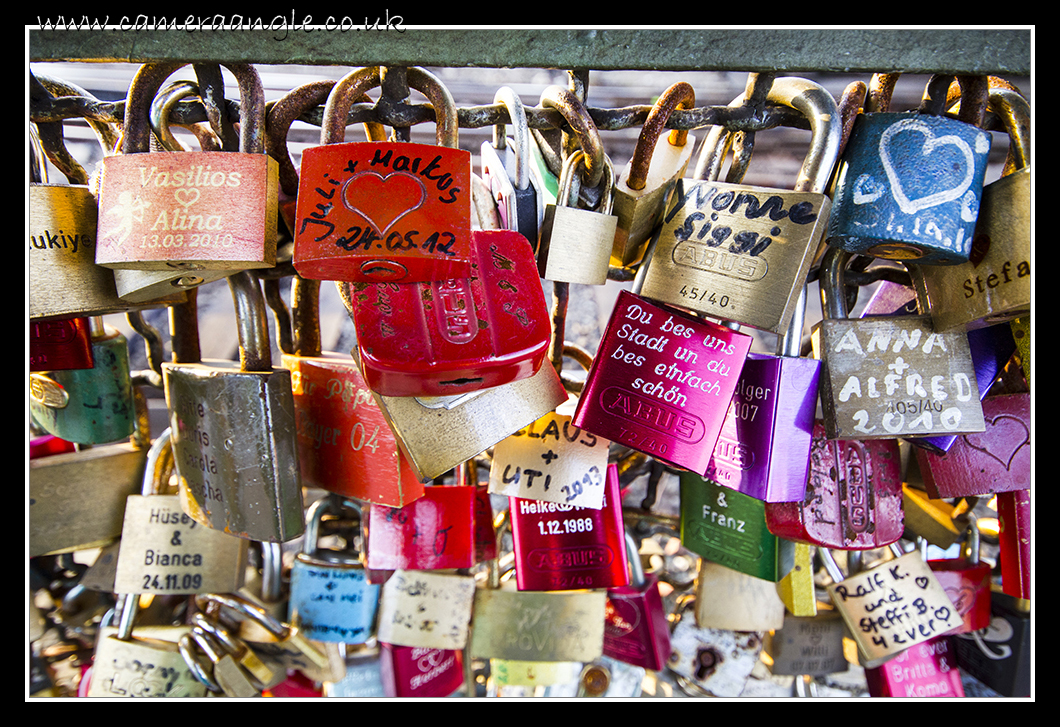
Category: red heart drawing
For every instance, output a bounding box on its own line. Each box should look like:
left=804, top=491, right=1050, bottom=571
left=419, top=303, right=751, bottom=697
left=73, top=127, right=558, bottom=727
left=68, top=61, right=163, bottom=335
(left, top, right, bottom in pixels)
left=944, top=584, right=976, bottom=616
left=962, top=414, right=1029, bottom=472
left=341, top=170, right=427, bottom=237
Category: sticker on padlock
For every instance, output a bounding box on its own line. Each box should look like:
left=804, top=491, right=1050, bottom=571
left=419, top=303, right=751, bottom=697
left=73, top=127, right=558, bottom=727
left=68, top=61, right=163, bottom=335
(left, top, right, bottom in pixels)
left=294, top=66, right=473, bottom=283
left=827, top=74, right=993, bottom=265
left=489, top=399, right=611, bottom=510
left=376, top=570, right=476, bottom=651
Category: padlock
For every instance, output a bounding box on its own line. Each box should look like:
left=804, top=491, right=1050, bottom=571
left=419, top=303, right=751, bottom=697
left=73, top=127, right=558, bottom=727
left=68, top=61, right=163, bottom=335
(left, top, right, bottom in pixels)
left=507, top=462, right=629, bottom=591
left=30, top=317, right=93, bottom=372
left=489, top=393, right=612, bottom=511
left=953, top=589, right=1031, bottom=697
left=185, top=611, right=280, bottom=696
left=112, top=428, right=248, bottom=595
left=88, top=595, right=207, bottom=697
left=693, top=560, right=785, bottom=632
left=112, top=79, right=233, bottom=302
left=366, top=483, right=478, bottom=571
left=680, top=474, right=795, bottom=583
left=378, top=643, right=464, bottom=698
left=348, top=228, right=551, bottom=397
left=288, top=496, right=380, bottom=644
left=324, top=645, right=387, bottom=697
left=820, top=545, right=964, bottom=666
left=910, top=84, right=1030, bottom=330
left=95, top=62, right=279, bottom=271
left=916, top=392, right=1030, bottom=498
left=901, top=484, right=964, bottom=549
left=827, top=74, right=992, bottom=265
left=667, top=596, right=763, bottom=698
left=602, top=529, right=672, bottom=671
left=766, top=608, right=848, bottom=677
left=480, top=86, right=541, bottom=246
left=813, top=246, right=986, bottom=440
left=164, top=272, right=304, bottom=542
left=29, top=387, right=149, bottom=557
left=30, top=316, right=135, bottom=445
left=294, top=66, right=473, bottom=283
left=764, top=420, right=904, bottom=550
left=541, top=657, right=647, bottom=698
left=489, top=659, right=582, bottom=693
left=611, top=82, right=697, bottom=267
left=370, top=357, right=568, bottom=483
left=1011, top=316, right=1030, bottom=384
left=179, top=622, right=263, bottom=697
left=469, top=515, right=607, bottom=663
left=375, top=569, right=476, bottom=650
left=573, top=288, right=752, bottom=477
left=29, top=85, right=183, bottom=321
left=776, top=541, right=819, bottom=618
left=638, top=76, right=841, bottom=334
left=997, top=488, right=1030, bottom=600
left=703, top=286, right=820, bottom=502
left=282, top=274, right=425, bottom=507
left=536, top=149, right=617, bottom=286
left=927, top=518, right=992, bottom=634
left=864, top=635, right=965, bottom=697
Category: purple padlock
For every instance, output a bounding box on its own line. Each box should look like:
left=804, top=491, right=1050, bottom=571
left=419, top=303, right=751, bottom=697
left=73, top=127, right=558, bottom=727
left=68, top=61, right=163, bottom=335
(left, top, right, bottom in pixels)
left=574, top=290, right=752, bottom=475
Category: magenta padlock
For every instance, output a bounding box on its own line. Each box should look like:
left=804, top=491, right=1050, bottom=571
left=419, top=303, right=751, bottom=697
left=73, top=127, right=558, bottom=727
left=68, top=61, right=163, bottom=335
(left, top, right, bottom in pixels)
left=917, top=393, right=1030, bottom=498
left=765, top=421, right=904, bottom=549
left=998, top=488, right=1030, bottom=600
left=348, top=229, right=550, bottom=397
left=865, top=636, right=965, bottom=698
left=573, top=289, right=752, bottom=474
left=509, top=463, right=629, bottom=591
left=603, top=529, right=672, bottom=672
left=367, top=485, right=479, bottom=572
left=30, top=317, right=94, bottom=372
left=703, top=288, right=819, bottom=503
left=379, top=643, right=463, bottom=698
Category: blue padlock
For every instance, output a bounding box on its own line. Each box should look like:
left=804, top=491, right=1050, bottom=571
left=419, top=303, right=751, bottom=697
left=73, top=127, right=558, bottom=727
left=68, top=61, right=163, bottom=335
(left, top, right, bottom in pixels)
left=828, top=75, right=993, bottom=265
left=288, top=496, right=380, bottom=644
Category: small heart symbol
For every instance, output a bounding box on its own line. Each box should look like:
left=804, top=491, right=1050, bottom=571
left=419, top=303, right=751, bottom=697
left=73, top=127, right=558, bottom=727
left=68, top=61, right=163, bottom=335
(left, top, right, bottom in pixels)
left=852, top=173, right=884, bottom=204
left=962, top=414, right=1030, bottom=472
left=879, top=118, right=977, bottom=215
left=968, top=233, right=991, bottom=267
left=174, top=188, right=200, bottom=208
left=915, top=576, right=930, bottom=590
left=944, top=585, right=976, bottom=616
left=341, top=170, right=426, bottom=237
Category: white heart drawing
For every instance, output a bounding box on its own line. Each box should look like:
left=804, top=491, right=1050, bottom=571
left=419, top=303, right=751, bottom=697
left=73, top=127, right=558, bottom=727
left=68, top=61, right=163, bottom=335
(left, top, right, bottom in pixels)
left=174, top=187, right=201, bottom=209
left=852, top=173, right=884, bottom=204
left=878, top=118, right=975, bottom=215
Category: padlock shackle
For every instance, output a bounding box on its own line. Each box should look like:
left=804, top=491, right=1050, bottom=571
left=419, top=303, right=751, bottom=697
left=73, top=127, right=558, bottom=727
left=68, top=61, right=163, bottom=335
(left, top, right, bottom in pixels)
left=989, top=87, right=1030, bottom=174
left=492, top=86, right=531, bottom=191
left=179, top=632, right=223, bottom=693
left=556, top=150, right=614, bottom=213
left=122, top=62, right=267, bottom=155
left=303, top=495, right=365, bottom=561
left=819, top=245, right=854, bottom=321
left=228, top=272, right=274, bottom=372
left=260, top=541, right=284, bottom=604
left=626, top=82, right=696, bottom=191
left=766, top=77, right=842, bottom=195
left=140, top=427, right=174, bottom=497
left=819, top=547, right=844, bottom=584
left=291, top=276, right=323, bottom=358
left=539, top=86, right=606, bottom=189
left=919, top=74, right=989, bottom=129
left=196, top=593, right=289, bottom=641
left=865, top=73, right=900, bottom=114
left=623, top=529, right=645, bottom=587
left=321, top=67, right=384, bottom=145
left=150, top=81, right=221, bottom=153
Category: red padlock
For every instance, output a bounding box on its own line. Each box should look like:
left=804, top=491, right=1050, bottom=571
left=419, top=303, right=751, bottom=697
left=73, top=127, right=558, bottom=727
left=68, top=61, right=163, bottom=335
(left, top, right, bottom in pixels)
left=602, top=529, right=672, bottom=671
left=366, top=484, right=479, bottom=571
left=997, top=488, right=1030, bottom=599
left=379, top=643, right=463, bottom=698
left=348, top=228, right=550, bottom=397
left=765, top=421, right=904, bottom=549
left=294, top=66, right=473, bottom=284
left=864, top=636, right=965, bottom=698
left=928, top=518, right=992, bottom=634
left=917, top=393, right=1030, bottom=498
left=509, top=463, right=629, bottom=592
left=30, top=317, right=93, bottom=372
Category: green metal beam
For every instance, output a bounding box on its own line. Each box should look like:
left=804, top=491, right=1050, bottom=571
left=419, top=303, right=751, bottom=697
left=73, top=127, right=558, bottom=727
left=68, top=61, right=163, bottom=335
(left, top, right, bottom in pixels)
left=29, top=28, right=1030, bottom=75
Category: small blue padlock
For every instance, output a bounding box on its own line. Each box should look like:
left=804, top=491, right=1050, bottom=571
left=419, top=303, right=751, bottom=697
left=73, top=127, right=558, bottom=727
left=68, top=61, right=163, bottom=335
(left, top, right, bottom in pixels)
left=288, top=496, right=380, bottom=645
left=828, top=75, right=993, bottom=265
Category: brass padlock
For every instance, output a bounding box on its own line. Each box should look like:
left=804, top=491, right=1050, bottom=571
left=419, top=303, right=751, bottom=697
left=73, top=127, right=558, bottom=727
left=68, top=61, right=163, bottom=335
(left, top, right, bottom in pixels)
left=611, top=82, right=697, bottom=266
left=638, top=76, right=841, bottom=334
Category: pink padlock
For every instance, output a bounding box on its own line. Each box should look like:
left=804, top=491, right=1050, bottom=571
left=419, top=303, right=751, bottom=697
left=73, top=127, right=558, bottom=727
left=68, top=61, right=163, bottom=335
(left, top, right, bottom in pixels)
left=928, top=518, right=992, bottom=634
left=865, top=636, right=965, bottom=698
left=379, top=643, right=463, bottom=698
